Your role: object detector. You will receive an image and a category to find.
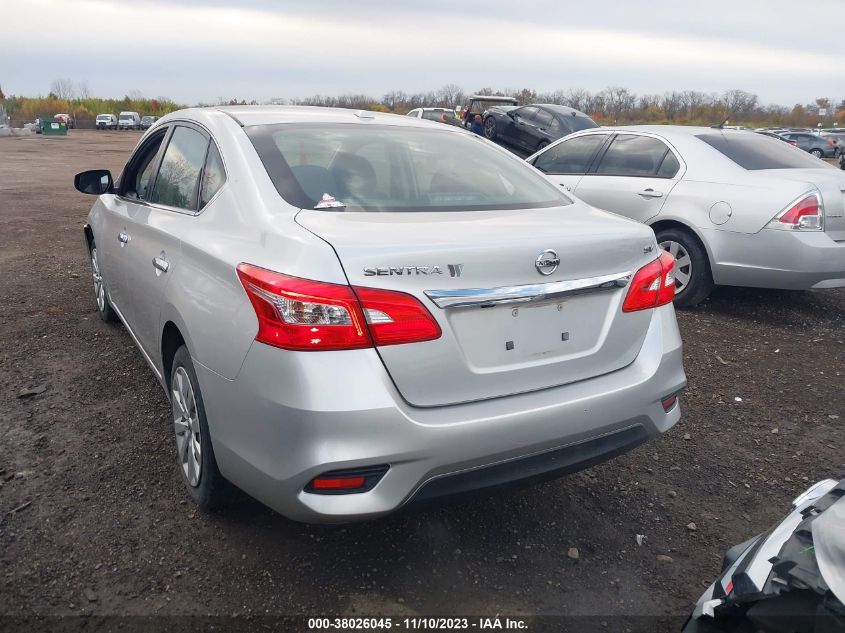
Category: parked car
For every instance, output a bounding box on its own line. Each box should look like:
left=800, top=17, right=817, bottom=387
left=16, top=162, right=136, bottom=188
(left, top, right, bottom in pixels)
left=527, top=126, right=845, bottom=306
left=460, top=94, right=518, bottom=127
left=54, top=113, right=74, bottom=129
left=820, top=132, right=845, bottom=157
left=683, top=478, right=845, bottom=633
left=140, top=115, right=158, bottom=130
left=73, top=106, right=686, bottom=523
left=95, top=114, right=117, bottom=130
left=778, top=132, right=837, bottom=158
left=756, top=130, right=796, bottom=145
left=483, top=104, right=599, bottom=154
left=405, top=108, right=461, bottom=127
left=118, top=111, right=141, bottom=130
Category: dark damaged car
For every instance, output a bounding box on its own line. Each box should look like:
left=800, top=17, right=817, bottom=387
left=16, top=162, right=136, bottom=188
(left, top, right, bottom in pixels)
left=684, top=478, right=845, bottom=633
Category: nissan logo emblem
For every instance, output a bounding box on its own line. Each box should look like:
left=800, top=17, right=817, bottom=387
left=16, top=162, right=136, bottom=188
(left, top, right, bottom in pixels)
left=535, top=249, right=560, bottom=276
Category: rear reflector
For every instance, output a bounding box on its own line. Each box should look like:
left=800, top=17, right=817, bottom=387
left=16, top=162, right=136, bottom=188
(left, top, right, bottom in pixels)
left=622, top=251, right=676, bottom=312
left=773, top=193, right=823, bottom=231
left=312, top=476, right=366, bottom=490
left=661, top=394, right=678, bottom=411
left=237, top=264, right=441, bottom=351
left=305, top=465, right=390, bottom=495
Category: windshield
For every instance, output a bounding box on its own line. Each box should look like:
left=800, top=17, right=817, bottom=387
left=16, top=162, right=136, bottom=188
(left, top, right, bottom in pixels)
left=96, top=115, right=110, bottom=120
left=247, top=123, right=568, bottom=212
left=696, top=133, right=828, bottom=170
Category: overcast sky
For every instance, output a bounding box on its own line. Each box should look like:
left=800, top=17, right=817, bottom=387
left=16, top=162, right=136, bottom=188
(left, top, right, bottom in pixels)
left=2, top=0, right=843, bottom=105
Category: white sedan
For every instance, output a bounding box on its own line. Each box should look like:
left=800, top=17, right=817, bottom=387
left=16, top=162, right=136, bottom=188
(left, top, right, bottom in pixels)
left=527, top=126, right=845, bottom=306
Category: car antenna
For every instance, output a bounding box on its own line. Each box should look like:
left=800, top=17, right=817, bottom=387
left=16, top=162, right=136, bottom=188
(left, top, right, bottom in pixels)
left=712, top=119, right=729, bottom=129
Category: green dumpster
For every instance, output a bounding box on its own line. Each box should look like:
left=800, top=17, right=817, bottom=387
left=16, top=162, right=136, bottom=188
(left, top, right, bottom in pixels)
left=40, top=117, right=67, bottom=136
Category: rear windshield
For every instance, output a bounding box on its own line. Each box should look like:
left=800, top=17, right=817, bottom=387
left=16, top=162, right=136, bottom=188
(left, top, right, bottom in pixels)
left=696, top=133, right=825, bottom=170
left=246, top=124, right=569, bottom=212
left=564, top=114, right=600, bottom=133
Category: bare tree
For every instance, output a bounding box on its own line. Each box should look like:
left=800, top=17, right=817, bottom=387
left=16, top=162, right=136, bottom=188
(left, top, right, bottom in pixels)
left=661, top=91, right=683, bottom=121
left=602, top=86, right=636, bottom=123
left=50, top=78, right=76, bottom=100
left=722, top=89, right=757, bottom=120
left=77, top=80, right=91, bottom=100
left=436, top=84, right=464, bottom=108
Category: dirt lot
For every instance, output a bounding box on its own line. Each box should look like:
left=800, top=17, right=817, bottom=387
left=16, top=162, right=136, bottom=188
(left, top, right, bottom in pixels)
left=1, top=131, right=843, bottom=628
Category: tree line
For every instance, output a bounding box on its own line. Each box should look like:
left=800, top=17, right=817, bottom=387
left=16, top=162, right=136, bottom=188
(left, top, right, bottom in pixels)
left=288, top=85, right=845, bottom=128
left=3, top=79, right=844, bottom=129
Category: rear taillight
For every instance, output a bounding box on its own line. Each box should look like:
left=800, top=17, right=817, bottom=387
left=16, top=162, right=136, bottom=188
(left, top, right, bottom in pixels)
left=236, top=264, right=441, bottom=351
left=770, top=193, right=824, bottom=231
left=622, top=251, right=676, bottom=312
left=354, top=286, right=442, bottom=346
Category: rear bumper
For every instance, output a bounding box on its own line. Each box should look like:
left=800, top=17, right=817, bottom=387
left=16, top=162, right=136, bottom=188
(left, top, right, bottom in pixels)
left=195, top=305, right=685, bottom=523
left=706, top=227, right=845, bottom=289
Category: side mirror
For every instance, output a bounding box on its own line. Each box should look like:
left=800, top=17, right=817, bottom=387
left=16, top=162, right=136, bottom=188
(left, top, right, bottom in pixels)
left=75, top=169, right=113, bottom=195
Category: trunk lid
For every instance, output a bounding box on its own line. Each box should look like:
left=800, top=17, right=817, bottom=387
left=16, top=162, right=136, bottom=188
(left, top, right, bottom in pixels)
left=296, top=205, right=661, bottom=407
left=756, top=168, right=845, bottom=240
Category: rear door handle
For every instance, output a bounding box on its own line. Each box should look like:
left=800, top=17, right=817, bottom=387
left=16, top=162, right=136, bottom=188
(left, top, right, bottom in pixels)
left=118, top=232, right=130, bottom=244
left=152, top=256, right=169, bottom=273
left=638, top=188, right=664, bottom=199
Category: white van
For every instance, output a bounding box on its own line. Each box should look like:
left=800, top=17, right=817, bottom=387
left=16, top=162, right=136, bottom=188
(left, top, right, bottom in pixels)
left=118, top=111, right=141, bottom=130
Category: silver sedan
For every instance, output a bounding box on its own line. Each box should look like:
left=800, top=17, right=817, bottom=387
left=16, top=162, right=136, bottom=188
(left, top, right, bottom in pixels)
left=74, top=107, right=685, bottom=522
left=527, top=126, right=845, bottom=306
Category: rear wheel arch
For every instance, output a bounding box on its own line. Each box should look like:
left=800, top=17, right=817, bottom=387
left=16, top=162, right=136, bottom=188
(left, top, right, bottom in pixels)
left=649, top=219, right=713, bottom=267
left=161, top=321, right=186, bottom=394
left=649, top=219, right=715, bottom=306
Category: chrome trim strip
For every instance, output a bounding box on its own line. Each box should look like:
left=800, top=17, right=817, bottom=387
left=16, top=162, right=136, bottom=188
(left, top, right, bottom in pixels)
left=425, top=271, right=632, bottom=309
left=110, top=300, right=163, bottom=383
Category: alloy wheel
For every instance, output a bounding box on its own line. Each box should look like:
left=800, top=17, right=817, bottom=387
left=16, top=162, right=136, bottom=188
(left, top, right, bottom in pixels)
left=659, top=240, right=692, bottom=295
left=484, top=118, right=496, bottom=139
left=172, top=367, right=202, bottom=487
left=91, top=248, right=106, bottom=312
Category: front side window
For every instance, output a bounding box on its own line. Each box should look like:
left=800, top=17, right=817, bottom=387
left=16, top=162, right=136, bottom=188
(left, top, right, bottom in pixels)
left=149, top=126, right=209, bottom=210
left=532, top=134, right=607, bottom=175
left=121, top=131, right=167, bottom=200
left=595, top=134, right=672, bottom=177
left=514, top=106, right=539, bottom=123
left=247, top=124, right=568, bottom=212
left=533, top=109, right=555, bottom=129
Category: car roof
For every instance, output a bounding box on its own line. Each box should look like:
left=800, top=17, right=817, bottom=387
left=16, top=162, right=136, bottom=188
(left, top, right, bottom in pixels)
left=467, top=95, right=518, bottom=102
left=179, top=105, right=458, bottom=130
left=578, top=124, right=761, bottom=138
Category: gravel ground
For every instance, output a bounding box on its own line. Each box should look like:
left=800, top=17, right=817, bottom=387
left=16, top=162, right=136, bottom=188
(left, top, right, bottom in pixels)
left=1, top=131, right=843, bottom=628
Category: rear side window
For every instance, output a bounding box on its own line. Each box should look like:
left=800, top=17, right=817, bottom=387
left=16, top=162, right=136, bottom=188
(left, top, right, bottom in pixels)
left=199, top=143, right=226, bottom=209
left=246, top=124, right=568, bottom=212
left=595, top=134, right=672, bottom=177
left=533, top=134, right=606, bottom=174
left=696, top=133, right=825, bottom=170
left=150, top=126, right=209, bottom=210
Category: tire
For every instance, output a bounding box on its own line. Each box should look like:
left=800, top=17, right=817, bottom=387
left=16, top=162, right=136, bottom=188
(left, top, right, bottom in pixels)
left=537, top=140, right=549, bottom=152
left=810, top=148, right=823, bottom=158
left=170, top=345, right=230, bottom=510
left=483, top=116, right=497, bottom=140
left=655, top=227, right=714, bottom=308
left=89, top=242, right=118, bottom=323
